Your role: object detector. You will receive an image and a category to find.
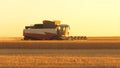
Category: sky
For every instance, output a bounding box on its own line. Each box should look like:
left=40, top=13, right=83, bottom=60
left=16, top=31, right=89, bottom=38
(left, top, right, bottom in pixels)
left=0, top=0, right=120, bottom=37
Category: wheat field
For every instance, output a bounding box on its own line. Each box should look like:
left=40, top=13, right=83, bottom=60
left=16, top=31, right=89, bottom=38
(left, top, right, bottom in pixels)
left=0, top=55, right=119, bottom=68
left=0, top=37, right=120, bottom=68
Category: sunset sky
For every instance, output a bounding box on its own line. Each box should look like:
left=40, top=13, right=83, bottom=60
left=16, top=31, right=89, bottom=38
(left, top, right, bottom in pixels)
left=0, top=0, right=120, bottom=37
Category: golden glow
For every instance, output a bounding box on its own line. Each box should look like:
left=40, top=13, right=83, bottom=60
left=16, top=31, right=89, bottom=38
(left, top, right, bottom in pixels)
left=0, top=0, right=120, bottom=37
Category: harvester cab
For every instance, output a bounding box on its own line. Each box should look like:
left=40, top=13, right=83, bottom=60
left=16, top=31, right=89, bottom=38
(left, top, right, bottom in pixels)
left=56, top=24, right=70, bottom=38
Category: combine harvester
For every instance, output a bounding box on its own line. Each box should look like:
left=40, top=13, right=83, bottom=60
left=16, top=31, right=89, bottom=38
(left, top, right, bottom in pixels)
left=23, top=20, right=87, bottom=40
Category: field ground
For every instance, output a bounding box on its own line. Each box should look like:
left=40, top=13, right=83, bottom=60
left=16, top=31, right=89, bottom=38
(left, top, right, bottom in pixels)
left=0, top=39, right=120, bottom=49
left=0, top=49, right=120, bottom=68
left=0, top=37, right=120, bottom=68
